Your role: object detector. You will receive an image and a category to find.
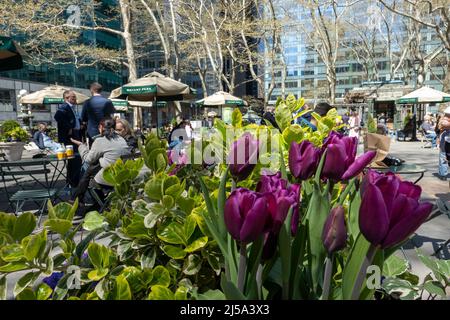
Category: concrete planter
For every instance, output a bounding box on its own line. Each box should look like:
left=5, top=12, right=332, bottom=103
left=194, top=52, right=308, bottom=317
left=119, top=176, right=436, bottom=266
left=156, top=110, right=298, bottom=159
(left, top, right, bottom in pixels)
left=0, top=142, right=26, bottom=161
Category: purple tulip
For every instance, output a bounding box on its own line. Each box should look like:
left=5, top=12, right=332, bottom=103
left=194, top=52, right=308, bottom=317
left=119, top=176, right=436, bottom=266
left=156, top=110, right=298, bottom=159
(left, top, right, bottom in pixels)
left=224, top=188, right=269, bottom=243
left=227, top=133, right=259, bottom=181
left=322, top=131, right=376, bottom=181
left=359, top=170, right=433, bottom=249
left=289, top=141, right=321, bottom=180
left=167, top=149, right=188, bottom=176
left=256, top=172, right=301, bottom=236
left=322, top=206, right=347, bottom=254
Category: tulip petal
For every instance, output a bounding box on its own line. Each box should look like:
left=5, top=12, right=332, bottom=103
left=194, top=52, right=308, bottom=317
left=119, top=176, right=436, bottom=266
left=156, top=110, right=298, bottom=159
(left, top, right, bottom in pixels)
left=373, top=173, right=400, bottom=216
left=359, top=183, right=390, bottom=246
left=240, top=197, right=269, bottom=243
left=381, top=202, right=433, bottom=248
left=224, top=192, right=244, bottom=241
left=288, top=142, right=302, bottom=178
left=271, top=197, right=293, bottom=234
left=398, top=181, right=422, bottom=201
left=342, top=151, right=376, bottom=180
left=322, top=142, right=347, bottom=180
left=322, top=206, right=347, bottom=254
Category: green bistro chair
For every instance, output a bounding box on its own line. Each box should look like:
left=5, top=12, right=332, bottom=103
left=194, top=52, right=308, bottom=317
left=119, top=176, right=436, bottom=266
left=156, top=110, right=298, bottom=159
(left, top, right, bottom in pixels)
left=0, top=159, right=58, bottom=225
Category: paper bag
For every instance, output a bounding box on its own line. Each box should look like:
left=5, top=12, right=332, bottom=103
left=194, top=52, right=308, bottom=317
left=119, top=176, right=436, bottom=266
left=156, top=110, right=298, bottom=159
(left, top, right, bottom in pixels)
left=364, top=133, right=391, bottom=168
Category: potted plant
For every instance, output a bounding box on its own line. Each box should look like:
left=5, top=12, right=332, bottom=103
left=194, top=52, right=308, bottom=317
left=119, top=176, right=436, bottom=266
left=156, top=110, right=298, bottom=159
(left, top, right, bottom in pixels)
left=0, top=120, right=29, bottom=161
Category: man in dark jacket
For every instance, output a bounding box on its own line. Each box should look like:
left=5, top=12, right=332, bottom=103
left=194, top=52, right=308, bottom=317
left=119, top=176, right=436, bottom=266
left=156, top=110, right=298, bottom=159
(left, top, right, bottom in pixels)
left=54, top=90, right=82, bottom=187
left=81, top=82, right=115, bottom=147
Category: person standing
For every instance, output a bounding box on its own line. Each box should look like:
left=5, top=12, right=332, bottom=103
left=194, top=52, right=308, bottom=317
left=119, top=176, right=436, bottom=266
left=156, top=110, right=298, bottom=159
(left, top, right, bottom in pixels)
left=54, top=90, right=82, bottom=187
left=437, top=107, right=450, bottom=180
left=421, top=114, right=437, bottom=148
left=348, top=110, right=361, bottom=140
left=81, top=82, right=115, bottom=147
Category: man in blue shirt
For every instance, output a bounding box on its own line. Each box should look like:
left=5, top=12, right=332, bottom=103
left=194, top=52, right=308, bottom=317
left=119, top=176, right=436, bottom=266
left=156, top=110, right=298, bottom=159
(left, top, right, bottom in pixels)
left=81, top=82, right=115, bottom=147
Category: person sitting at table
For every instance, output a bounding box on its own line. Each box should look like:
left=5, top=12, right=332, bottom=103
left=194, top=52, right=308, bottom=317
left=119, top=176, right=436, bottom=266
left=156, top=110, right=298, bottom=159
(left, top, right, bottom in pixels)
left=33, top=123, right=62, bottom=152
left=115, top=118, right=138, bottom=153
left=70, top=117, right=130, bottom=211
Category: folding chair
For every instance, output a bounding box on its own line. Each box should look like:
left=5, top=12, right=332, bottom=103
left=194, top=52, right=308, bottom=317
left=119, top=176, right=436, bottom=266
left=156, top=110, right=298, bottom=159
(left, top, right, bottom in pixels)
left=420, top=128, right=432, bottom=148
left=0, top=159, right=58, bottom=225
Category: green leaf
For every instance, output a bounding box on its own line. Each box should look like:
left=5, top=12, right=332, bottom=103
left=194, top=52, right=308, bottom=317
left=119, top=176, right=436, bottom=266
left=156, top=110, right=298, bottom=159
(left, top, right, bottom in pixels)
left=282, top=125, right=304, bottom=147
left=0, top=262, right=29, bottom=272
left=382, top=277, right=419, bottom=300
left=144, top=177, right=163, bottom=200
left=150, top=266, right=171, bottom=287
left=175, top=286, right=189, bottom=300
left=416, top=249, right=445, bottom=283
left=36, top=283, right=52, bottom=300
left=157, top=222, right=186, bottom=245
left=82, top=211, right=105, bottom=231
left=423, top=281, right=446, bottom=297
left=148, top=285, right=174, bottom=300
left=14, top=271, right=40, bottom=297
left=183, top=215, right=197, bottom=242
left=220, top=275, right=245, bottom=300
left=114, top=275, right=132, bottom=300
left=185, top=236, right=208, bottom=253
left=0, top=275, right=6, bottom=300
left=177, top=197, right=195, bottom=215
left=15, top=287, right=36, bottom=300
left=88, top=268, right=109, bottom=281
left=342, top=233, right=371, bottom=300
left=87, top=242, right=111, bottom=270
left=140, top=248, right=156, bottom=269
left=383, top=255, right=409, bottom=277
left=162, top=245, right=187, bottom=260
left=44, top=219, right=72, bottom=235
left=23, top=231, right=46, bottom=261
left=162, top=195, right=175, bottom=209
left=196, top=289, right=226, bottom=300
left=182, top=254, right=202, bottom=275
left=12, top=212, right=36, bottom=241
left=0, top=244, right=24, bottom=262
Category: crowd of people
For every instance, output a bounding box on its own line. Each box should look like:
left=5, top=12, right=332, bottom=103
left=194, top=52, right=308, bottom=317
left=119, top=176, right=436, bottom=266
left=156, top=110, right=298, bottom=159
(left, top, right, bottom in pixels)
left=33, top=82, right=140, bottom=215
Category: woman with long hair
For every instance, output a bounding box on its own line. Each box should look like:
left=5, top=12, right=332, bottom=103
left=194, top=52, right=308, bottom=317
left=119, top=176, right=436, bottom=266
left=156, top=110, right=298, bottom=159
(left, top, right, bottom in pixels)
left=70, top=117, right=130, bottom=212
left=115, top=118, right=138, bottom=152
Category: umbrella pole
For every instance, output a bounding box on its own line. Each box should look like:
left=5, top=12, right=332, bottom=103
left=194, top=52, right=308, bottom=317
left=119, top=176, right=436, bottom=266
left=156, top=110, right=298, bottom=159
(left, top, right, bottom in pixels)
left=155, top=96, right=159, bottom=138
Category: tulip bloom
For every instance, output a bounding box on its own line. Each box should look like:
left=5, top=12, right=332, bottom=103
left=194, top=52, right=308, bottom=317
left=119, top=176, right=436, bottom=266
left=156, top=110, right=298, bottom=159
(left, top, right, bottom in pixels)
left=322, top=131, right=376, bottom=181
left=227, top=133, right=259, bottom=181
left=167, top=149, right=188, bottom=176
left=359, top=170, right=433, bottom=249
left=256, top=172, right=301, bottom=235
left=322, top=206, right=347, bottom=254
left=288, top=141, right=321, bottom=180
left=224, top=188, right=269, bottom=243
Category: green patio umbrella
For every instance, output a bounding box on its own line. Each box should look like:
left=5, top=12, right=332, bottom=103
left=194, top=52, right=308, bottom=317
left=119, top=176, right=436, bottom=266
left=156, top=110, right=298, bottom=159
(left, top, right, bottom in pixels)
left=110, top=98, right=155, bottom=113
left=396, top=86, right=450, bottom=104
left=19, top=85, right=89, bottom=105
left=0, top=36, right=26, bottom=71
left=110, top=72, right=195, bottom=129
left=110, top=71, right=195, bottom=102
left=196, top=91, right=247, bottom=106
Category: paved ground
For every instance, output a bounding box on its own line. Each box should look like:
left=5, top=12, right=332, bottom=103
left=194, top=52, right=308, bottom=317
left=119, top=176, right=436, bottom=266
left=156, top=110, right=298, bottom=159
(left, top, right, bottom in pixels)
left=1, top=141, right=449, bottom=299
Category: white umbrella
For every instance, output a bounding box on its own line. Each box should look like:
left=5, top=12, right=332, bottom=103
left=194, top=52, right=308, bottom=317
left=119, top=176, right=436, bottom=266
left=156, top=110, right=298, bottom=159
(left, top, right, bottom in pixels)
left=110, top=98, right=155, bottom=112
left=397, top=86, right=450, bottom=104
left=196, top=91, right=247, bottom=106
left=19, top=85, right=89, bottom=105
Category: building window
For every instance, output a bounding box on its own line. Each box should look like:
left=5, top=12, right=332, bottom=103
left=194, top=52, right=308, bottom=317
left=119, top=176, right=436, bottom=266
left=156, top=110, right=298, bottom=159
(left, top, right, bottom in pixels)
left=301, top=70, right=314, bottom=76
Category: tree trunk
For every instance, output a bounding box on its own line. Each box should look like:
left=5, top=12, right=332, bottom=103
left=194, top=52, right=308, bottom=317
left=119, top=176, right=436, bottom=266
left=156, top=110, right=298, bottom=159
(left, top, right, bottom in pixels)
left=443, top=62, right=450, bottom=93
left=119, top=0, right=141, bottom=129
left=327, top=66, right=336, bottom=104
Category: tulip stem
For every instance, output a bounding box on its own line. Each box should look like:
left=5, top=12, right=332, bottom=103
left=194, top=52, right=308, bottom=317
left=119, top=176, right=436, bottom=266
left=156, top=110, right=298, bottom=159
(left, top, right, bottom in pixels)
left=256, top=263, right=263, bottom=300
left=322, top=255, right=333, bottom=300
left=350, top=244, right=377, bottom=300
left=338, top=178, right=356, bottom=206
left=232, top=179, right=237, bottom=191
left=238, top=243, right=247, bottom=293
